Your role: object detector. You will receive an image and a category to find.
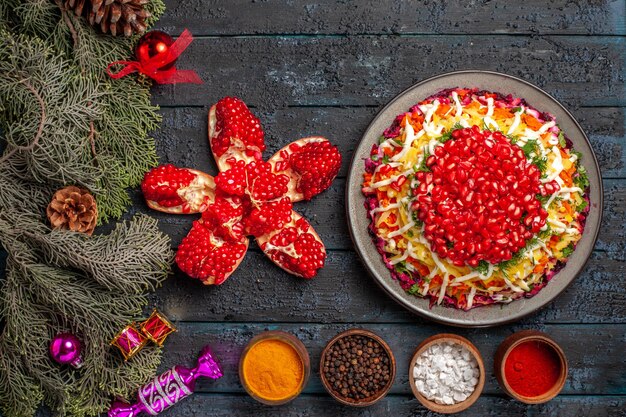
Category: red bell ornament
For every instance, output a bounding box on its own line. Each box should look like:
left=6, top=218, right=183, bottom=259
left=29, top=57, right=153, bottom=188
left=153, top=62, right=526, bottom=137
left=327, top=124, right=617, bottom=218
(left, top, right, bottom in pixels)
left=135, top=31, right=176, bottom=71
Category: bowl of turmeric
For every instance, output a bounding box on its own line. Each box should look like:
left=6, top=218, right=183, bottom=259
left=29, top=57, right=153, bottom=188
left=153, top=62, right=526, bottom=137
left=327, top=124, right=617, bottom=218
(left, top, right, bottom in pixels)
left=239, top=330, right=311, bottom=405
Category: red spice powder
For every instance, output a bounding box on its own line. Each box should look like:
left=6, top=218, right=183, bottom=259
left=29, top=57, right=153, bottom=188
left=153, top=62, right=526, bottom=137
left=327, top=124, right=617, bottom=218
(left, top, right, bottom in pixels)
left=504, top=340, right=562, bottom=397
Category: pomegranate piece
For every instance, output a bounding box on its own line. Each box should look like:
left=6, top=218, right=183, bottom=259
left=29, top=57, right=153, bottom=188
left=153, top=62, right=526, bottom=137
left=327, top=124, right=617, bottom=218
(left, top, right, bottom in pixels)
left=201, top=196, right=245, bottom=242
left=176, top=218, right=249, bottom=285
left=412, top=126, right=549, bottom=266
left=141, top=97, right=340, bottom=284
left=256, top=211, right=326, bottom=278
left=243, top=197, right=293, bottom=237
left=141, top=164, right=215, bottom=214
left=208, top=97, right=265, bottom=171
left=268, top=137, right=341, bottom=202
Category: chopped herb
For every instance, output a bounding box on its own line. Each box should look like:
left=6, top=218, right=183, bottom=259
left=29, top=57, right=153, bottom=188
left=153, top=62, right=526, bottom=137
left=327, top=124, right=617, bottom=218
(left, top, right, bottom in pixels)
left=538, top=225, right=553, bottom=239
left=507, top=134, right=520, bottom=144
left=378, top=135, right=387, bottom=144
left=382, top=154, right=390, bottom=164
left=436, top=122, right=464, bottom=143
left=446, top=241, right=454, bottom=249
left=536, top=194, right=550, bottom=205
left=561, top=242, right=575, bottom=258
left=511, top=106, right=522, bottom=113
left=407, top=284, right=421, bottom=295
left=558, top=131, right=567, bottom=147
left=474, top=260, right=490, bottom=275
left=521, top=140, right=539, bottom=158
left=571, top=150, right=583, bottom=160
left=576, top=200, right=588, bottom=212
left=411, top=210, right=424, bottom=227
left=395, top=262, right=410, bottom=275
left=416, top=148, right=432, bottom=172
left=392, top=138, right=404, bottom=146
left=371, top=154, right=379, bottom=162
left=407, top=230, right=414, bottom=238
left=531, top=156, right=548, bottom=174
left=549, top=196, right=563, bottom=209
left=498, top=238, right=539, bottom=272
left=573, top=165, right=590, bottom=189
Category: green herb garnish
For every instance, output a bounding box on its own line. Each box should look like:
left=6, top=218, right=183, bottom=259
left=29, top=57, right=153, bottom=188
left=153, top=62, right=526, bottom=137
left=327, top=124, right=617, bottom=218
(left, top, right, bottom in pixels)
left=521, top=139, right=539, bottom=158
left=561, top=242, right=575, bottom=258
left=416, top=147, right=432, bottom=172
left=498, top=237, right=539, bottom=272
left=474, top=260, right=490, bottom=275
left=436, top=122, right=464, bottom=143
left=538, top=225, right=553, bottom=239
left=507, top=134, right=520, bottom=144
left=407, top=284, right=421, bottom=295
left=573, top=165, right=590, bottom=189
left=558, top=131, right=567, bottom=147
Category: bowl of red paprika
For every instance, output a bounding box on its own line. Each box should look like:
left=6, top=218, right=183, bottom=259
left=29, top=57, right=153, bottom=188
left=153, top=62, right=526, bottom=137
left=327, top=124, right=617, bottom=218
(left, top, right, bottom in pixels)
left=494, top=330, right=568, bottom=404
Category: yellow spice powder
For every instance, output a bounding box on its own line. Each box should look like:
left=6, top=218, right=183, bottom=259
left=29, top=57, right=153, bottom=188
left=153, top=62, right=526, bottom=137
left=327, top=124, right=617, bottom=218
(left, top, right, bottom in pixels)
left=242, top=339, right=304, bottom=401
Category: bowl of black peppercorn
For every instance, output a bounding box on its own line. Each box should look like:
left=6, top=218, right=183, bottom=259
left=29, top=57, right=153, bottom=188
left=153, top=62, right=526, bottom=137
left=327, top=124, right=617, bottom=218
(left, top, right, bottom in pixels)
left=320, top=328, right=396, bottom=406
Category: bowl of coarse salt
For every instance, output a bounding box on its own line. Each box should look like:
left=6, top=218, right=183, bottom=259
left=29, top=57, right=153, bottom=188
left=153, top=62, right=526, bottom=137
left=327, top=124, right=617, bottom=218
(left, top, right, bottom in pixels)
left=409, top=334, right=485, bottom=414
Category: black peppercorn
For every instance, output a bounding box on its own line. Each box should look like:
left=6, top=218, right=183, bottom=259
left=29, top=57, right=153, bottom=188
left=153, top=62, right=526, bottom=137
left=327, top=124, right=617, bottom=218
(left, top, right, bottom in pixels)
left=322, top=334, right=393, bottom=402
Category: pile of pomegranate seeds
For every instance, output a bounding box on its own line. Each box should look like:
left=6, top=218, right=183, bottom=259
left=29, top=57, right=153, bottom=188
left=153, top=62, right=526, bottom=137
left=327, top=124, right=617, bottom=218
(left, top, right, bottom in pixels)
left=411, top=126, right=552, bottom=267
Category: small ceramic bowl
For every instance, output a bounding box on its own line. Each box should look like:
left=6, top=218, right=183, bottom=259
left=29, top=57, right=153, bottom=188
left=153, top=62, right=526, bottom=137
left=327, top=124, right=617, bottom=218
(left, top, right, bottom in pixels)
left=239, top=330, right=310, bottom=405
left=494, top=330, right=568, bottom=404
left=319, top=328, right=396, bottom=407
left=408, top=333, right=485, bottom=414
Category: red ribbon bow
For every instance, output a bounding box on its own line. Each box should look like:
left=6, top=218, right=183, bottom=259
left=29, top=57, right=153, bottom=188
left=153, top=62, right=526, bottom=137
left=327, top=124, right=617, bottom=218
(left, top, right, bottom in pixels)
left=106, top=29, right=202, bottom=84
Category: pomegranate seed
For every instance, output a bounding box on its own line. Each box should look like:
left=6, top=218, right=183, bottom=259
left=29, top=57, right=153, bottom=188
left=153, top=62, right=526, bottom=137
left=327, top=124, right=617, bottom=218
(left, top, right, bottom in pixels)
left=411, top=127, right=549, bottom=266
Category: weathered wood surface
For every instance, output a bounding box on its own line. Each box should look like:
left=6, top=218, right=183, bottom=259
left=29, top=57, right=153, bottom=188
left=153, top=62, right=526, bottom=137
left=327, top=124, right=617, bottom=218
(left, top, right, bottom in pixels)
left=150, top=250, right=625, bottom=325
left=150, top=36, right=625, bottom=107
left=158, top=323, right=626, bottom=395
left=157, top=0, right=626, bottom=36
left=15, top=1, right=626, bottom=416
left=141, top=394, right=626, bottom=417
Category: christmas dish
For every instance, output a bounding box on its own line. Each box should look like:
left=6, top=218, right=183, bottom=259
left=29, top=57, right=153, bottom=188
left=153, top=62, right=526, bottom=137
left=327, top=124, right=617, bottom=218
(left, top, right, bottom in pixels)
left=362, top=88, right=590, bottom=310
left=346, top=71, right=602, bottom=326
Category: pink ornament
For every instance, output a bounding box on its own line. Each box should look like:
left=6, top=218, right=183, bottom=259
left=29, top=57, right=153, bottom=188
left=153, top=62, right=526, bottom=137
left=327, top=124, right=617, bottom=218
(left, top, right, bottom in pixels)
left=49, top=333, right=83, bottom=368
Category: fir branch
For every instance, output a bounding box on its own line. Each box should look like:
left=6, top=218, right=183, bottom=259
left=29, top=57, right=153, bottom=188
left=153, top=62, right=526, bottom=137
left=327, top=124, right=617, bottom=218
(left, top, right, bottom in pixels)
left=0, top=79, right=45, bottom=164
left=0, top=2, right=171, bottom=416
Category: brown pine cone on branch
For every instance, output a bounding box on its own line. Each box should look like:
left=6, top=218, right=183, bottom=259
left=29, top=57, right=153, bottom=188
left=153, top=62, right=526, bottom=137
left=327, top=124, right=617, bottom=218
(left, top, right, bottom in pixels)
left=47, top=186, right=98, bottom=235
left=64, top=0, right=151, bottom=37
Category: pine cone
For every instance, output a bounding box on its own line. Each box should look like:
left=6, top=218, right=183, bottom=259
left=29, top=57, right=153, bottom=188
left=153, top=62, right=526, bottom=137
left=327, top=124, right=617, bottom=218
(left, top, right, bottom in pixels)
left=47, top=186, right=98, bottom=235
left=64, top=0, right=151, bottom=37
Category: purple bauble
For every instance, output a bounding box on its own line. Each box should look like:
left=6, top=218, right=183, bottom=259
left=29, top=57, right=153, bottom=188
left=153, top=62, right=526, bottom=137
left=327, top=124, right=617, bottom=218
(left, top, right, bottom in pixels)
left=49, top=333, right=83, bottom=368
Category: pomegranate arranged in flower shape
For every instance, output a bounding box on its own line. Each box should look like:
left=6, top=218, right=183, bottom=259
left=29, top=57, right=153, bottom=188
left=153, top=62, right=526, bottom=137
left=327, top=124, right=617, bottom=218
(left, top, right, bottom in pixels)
left=141, top=97, right=341, bottom=284
left=411, top=126, right=555, bottom=267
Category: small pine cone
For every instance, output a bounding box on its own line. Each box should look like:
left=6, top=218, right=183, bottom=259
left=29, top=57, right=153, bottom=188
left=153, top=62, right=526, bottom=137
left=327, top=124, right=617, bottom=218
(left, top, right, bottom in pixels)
left=47, top=186, right=98, bottom=236
left=64, top=0, right=151, bottom=37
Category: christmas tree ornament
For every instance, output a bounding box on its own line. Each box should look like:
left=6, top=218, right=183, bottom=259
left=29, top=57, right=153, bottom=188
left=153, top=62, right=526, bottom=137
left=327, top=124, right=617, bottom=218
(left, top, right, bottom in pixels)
left=135, top=31, right=176, bottom=71
left=111, top=323, right=148, bottom=361
left=108, top=345, right=223, bottom=417
left=140, top=309, right=176, bottom=346
left=141, top=97, right=342, bottom=285
left=49, top=333, right=84, bottom=368
left=46, top=186, right=98, bottom=236
left=64, top=0, right=151, bottom=37
left=107, top=29, right=202, bottom=85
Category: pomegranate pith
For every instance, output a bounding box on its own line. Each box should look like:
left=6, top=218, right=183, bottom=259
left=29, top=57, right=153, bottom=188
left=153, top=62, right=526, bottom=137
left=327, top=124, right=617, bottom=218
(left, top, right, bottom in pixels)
left=412, top=126, right=552, bottom=266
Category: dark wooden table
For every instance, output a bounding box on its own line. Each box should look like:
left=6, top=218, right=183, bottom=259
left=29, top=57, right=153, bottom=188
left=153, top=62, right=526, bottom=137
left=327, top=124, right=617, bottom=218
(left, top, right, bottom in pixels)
left=141, top=1, right=626, bottom=415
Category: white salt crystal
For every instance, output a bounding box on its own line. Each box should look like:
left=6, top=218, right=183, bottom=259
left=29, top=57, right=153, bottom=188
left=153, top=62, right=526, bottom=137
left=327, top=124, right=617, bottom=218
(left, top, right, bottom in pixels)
left=412, top=341, right=480, bottom=405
